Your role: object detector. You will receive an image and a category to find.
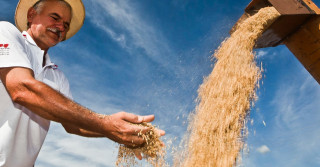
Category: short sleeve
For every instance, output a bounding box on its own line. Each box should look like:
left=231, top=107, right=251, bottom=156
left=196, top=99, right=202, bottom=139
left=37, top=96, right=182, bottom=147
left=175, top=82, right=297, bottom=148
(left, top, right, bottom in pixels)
left=0, top=22, right=32, bottom=69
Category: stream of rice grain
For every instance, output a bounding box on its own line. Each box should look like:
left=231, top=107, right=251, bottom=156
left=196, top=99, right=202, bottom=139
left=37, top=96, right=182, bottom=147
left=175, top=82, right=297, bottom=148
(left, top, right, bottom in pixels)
left=175, top=7, right=280, bottom=167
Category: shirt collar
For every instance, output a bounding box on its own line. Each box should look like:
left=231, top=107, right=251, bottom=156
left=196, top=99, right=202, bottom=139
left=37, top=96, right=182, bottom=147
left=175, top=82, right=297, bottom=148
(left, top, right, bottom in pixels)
left=22, top=31, right=55, bottom=67
left=22, top=31, right=38, bottom=46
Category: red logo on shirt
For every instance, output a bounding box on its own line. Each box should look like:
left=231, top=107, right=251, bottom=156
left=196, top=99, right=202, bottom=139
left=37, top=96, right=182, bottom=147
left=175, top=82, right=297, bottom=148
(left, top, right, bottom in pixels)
left=0, top=43, right=9, bottom=56
left=0, top=44, right=9, bottom=48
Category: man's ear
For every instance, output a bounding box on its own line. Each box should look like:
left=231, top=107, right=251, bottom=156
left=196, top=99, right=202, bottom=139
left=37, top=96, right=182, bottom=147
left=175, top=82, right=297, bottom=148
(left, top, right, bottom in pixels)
left=27, top=7, right=37, bottom=25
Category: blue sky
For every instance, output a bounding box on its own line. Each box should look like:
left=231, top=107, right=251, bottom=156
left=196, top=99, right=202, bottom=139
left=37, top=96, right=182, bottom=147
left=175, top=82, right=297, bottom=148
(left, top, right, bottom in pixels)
left=2, top=0, right=320, bottom=166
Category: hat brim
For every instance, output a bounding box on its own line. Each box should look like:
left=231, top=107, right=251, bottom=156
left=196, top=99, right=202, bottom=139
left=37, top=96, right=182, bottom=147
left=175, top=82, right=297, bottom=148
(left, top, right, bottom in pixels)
left=15, top=0, right=85, bottom=40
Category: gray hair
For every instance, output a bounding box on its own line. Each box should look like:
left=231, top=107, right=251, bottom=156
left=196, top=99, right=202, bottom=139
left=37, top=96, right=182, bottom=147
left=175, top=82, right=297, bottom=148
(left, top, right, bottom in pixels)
left=27, top=0, right=72, bottom=28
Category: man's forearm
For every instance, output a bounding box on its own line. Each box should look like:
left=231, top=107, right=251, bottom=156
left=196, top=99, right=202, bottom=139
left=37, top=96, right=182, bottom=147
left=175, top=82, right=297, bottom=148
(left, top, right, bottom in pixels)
left=15, top=78, right=108, bottom=135
left=62, top=123, right=105, bottom=137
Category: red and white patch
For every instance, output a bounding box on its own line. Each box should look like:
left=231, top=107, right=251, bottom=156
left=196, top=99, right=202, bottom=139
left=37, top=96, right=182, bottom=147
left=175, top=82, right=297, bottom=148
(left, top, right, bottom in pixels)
left=0, top=43, right=10, bottom=56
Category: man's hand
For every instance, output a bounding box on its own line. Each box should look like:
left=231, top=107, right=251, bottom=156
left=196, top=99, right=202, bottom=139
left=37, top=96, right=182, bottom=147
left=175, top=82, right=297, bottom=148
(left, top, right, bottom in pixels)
left=104, top=112, right=165, bottom=146
left=103, top=112, right=165, bottom=160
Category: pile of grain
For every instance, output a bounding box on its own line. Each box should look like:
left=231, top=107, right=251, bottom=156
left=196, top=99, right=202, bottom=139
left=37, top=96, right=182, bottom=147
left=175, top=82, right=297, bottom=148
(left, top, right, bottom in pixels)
left=175, top=7, right=280, bottom=167
left=116, top=123, right=165, bottom=167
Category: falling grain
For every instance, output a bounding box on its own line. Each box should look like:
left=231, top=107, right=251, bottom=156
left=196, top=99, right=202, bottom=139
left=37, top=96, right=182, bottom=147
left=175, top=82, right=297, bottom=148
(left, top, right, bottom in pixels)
left=175, top=7, right=280, bottom=167
left=116, top=123, right=166, bottom=167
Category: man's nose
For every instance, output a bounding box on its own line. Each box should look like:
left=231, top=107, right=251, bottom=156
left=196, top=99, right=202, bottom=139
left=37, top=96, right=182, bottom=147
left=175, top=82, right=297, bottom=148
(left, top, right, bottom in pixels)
left=55, top=22, right=65, bottom=32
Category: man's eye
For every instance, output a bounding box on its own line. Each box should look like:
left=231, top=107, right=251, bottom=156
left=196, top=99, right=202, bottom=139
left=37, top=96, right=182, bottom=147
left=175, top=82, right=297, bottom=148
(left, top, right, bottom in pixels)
left=51, top=16, right=58, bottom=20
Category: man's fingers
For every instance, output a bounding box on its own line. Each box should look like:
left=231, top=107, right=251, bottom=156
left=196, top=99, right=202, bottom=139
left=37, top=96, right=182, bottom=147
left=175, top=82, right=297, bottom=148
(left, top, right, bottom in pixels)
left=121, top=112, right=154, bottom=124
left=140, top=115, right=154, bottom=123
left=113, top=112, right=165, bottom=148
left=123, top=135, right=145, bottom=147
left=120, top=112, right=139, bottom=123
left=134, top=126, right=151, bottom=135
left=154, top=128, right=165, bottom=136
left=133, top=150, right=143, bottom=160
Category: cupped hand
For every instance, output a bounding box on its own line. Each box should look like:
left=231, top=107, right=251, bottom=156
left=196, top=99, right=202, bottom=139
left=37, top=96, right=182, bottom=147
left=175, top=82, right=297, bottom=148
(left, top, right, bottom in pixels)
left=103, top=112, right=165, bottom=154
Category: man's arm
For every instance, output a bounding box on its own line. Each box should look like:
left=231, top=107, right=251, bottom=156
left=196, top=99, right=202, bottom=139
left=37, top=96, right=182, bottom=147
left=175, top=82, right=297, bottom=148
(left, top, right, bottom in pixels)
left=0, top=67, right=164, bottom=147
left=62, top=123, right=106, bottom=137
left=61, top=113, right=156, bottom=138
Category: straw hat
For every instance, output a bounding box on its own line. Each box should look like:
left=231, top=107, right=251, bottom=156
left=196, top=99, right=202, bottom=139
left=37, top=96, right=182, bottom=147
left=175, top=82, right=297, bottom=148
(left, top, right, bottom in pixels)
left=15, top=0, right=85, bottom=40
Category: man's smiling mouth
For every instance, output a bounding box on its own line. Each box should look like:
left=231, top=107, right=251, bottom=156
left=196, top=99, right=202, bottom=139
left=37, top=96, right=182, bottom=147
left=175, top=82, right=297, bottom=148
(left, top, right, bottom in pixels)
left=47, top=27, right=62, bottom=40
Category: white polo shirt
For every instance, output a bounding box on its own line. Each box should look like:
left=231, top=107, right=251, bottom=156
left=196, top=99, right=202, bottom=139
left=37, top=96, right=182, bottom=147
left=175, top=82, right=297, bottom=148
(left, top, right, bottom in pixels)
left=0, top=21, right=72, bottom=167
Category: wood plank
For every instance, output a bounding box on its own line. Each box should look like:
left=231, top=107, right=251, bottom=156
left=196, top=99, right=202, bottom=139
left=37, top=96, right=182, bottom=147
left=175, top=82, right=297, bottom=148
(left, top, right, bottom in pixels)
left=255, top=15, right=312, bottom=48
left=245, top=0, right=271, bottom=13
left=284, top=15, right=320, bottom=84
left=269, top=0, right=313, bottom=14
left=309, top=48, right=320, bottom=67
left=302, top=16, right=320, bottom=35
left=309, top=59, right=320, bottom=82
left=236, top=0, right=317, bottom=48
left=234, top=0, right=320, bottom=84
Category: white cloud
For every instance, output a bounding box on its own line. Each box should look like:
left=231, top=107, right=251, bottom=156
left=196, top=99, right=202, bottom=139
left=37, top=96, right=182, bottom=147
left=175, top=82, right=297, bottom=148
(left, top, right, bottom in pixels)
left=36, top=123, right=118, bottom=167
left=256, top=145, right=270, bottom=154
left=256, top=50, right=268, bottom=58
left=87, top=0, right=167, bottom=56
left=264, top=64, right=320, bottom=166
left=86, top=0, right=187, bottom=75
left=91, top=18, right=128, bottom=48
left=243, top=50, right=320, bottom=166
left=273, top=70, right=320, bottom=131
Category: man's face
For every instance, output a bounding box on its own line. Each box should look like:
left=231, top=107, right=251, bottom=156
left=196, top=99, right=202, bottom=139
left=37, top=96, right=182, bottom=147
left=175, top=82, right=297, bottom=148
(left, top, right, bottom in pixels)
left=27, top=1, right=72, bottom=50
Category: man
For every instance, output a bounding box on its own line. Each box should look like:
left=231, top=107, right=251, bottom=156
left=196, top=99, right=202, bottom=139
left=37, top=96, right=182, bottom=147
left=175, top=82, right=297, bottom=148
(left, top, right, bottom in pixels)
left=0, top=0, right=165, bottom=166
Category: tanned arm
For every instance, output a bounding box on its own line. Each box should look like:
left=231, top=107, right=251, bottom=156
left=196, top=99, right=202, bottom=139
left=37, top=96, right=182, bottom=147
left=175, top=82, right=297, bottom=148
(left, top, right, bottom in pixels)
left=0, top=67, right=164, bottom=147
